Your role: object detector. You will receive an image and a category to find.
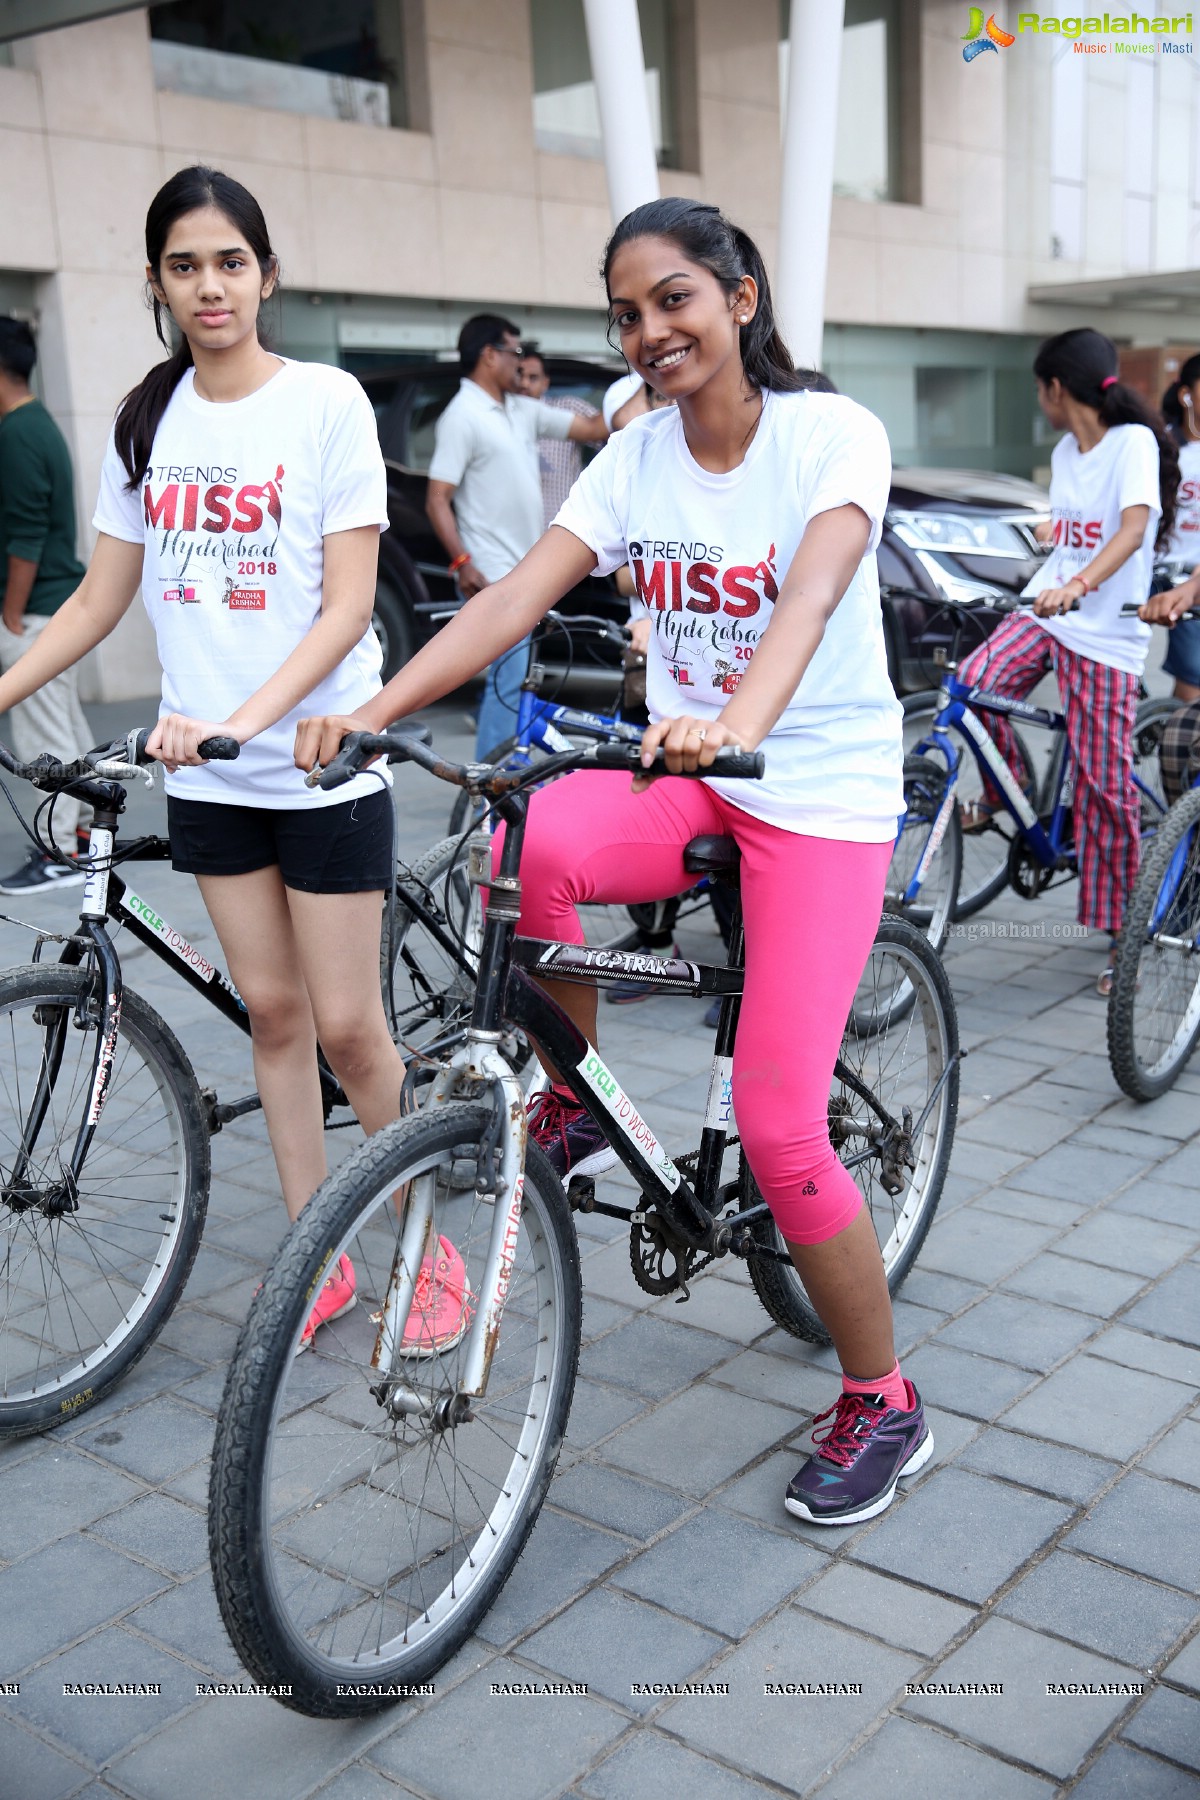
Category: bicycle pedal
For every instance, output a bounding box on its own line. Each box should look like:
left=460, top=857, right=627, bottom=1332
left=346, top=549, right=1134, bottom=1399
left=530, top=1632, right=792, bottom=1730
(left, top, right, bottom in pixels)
left=567, top=1175, right=596, bottom=1211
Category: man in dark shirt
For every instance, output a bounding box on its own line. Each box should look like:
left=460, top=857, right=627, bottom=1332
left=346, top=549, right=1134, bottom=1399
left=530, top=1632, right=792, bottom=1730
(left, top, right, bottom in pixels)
left=0, top=317, right=91, bottom=891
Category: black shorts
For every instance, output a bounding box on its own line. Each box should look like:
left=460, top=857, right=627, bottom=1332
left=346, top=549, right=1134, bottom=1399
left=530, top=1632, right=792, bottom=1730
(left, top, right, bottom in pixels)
left=166, top=789, right=394, bottom=893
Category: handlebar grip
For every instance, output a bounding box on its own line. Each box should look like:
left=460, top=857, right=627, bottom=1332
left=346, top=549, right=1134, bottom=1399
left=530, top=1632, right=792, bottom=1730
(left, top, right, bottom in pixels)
left=590, top=741, right=764, bottom=780
left=196, top=736, right=240, bottom=761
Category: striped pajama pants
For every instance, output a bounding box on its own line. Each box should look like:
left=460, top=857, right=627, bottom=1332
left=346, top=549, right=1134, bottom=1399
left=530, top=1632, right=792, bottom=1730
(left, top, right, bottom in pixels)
left=958, top=613, right=1140, bottom=934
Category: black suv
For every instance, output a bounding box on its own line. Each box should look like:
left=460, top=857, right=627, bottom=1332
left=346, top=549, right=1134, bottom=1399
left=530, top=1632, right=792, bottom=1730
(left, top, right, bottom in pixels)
left=358, top=359, right=1049, bottom=696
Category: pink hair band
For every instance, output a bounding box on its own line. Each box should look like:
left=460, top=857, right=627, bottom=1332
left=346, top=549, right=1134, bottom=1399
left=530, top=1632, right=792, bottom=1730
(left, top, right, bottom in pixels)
left=1100, top=375, right=1118, bottom=390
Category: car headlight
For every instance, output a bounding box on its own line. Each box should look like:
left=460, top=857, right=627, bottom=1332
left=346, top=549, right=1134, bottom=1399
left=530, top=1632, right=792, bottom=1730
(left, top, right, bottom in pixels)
left=889, top=510, right=1032, bottom=558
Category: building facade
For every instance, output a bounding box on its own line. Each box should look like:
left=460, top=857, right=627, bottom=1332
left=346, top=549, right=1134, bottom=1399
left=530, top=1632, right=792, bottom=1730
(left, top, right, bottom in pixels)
left=0, top=0, right=1196, bottom=694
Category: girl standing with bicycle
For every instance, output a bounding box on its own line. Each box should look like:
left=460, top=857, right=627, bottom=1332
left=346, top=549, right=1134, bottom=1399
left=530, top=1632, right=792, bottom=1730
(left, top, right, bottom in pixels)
left=297, top=197, right=931, bottom=1529
left=0, top=166, right=428, bottom=1353
left=957, top=328, right=1179, bottom=995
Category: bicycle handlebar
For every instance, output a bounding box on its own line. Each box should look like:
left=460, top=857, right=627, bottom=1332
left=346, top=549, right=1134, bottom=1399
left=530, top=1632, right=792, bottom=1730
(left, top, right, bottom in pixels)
left=0, top=729, right=240, bottom=790
left=306, top=729, right=764, bottom=794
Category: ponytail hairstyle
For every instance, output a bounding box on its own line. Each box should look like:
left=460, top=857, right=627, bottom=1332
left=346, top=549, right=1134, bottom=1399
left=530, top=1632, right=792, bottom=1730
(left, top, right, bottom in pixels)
left=114, top=165, right=278, bottom=490
left=1160, top=350, right=1200, bottom=445
left=601, top=197, right=826, bottom=396
left=1033, top=327, right=1179, bottom=549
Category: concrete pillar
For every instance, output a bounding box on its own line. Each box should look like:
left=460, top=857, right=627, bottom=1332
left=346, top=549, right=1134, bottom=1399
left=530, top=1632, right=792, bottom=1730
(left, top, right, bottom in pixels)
left=582, top=0, right=660, bottom=224
left=777, top=0, right=845, bottom=368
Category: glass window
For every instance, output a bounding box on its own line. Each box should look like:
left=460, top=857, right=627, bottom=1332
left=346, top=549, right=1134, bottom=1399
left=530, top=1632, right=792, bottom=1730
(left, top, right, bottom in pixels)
left=1049, top=45, right=1085, bottom=260
left=148, top=1, right=411, bottom=130
left=780, top=0, right=904, bottom=205
left=531, top=0, right=683, bottom=168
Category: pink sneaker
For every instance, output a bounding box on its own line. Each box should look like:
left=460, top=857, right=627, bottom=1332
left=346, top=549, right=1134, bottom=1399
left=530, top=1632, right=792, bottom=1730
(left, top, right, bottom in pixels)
left=397, top=1235, right=473, bottom=1359
left=295, top=1253, right=357, bottom=1355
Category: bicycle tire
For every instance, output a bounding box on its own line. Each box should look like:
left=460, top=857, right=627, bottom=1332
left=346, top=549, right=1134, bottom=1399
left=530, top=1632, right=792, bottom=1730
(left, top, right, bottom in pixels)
left=381, top=837, right=485, bottom=1057
left=0, top=963, right=208, bottom=1437
left=740, top=915, right=959, bottom=1344
left=885, top=755, right=963, bottom=951
left=1108, top=784, right=1200, bottom=1101
left=1131, top=695, right=1180, bottom=831
left=903, top=692, right=1038, bottom=918
left=209, top=1101, right=580, bottom=1718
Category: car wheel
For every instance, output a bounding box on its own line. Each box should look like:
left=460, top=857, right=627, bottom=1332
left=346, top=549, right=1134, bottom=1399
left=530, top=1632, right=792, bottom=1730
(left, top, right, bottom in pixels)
left=372, top=583, right=416, bottom=684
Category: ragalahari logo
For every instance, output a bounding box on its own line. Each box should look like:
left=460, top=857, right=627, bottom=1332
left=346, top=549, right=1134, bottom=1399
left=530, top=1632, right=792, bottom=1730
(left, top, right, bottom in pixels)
left=963, top=8, right=1016, bottom=57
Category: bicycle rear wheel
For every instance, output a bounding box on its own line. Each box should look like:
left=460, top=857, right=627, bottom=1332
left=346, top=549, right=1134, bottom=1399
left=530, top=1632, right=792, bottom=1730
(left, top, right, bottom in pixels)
left=1108, top=785, right=1200, bottom=1101
left=209, top=1102, right=580, bottom=1718
left=1131, top=695, right=1179, bottom=832
left=0, top=963, right=208, bottom=1437
left=741, top=916, right=959, bottom=1345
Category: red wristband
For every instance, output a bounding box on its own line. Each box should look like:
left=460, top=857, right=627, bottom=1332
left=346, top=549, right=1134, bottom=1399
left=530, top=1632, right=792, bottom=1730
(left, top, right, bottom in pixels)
left=1069, top=574, right=1092, bottom=596
left=448, top=552, right=470, bottom=574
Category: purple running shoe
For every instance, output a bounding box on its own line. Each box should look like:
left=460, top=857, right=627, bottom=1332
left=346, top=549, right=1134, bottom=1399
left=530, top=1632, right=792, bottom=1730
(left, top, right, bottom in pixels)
left=527, top=1089, right=617, bottom=1183
left=785, top=1381, right=933, bottom=1526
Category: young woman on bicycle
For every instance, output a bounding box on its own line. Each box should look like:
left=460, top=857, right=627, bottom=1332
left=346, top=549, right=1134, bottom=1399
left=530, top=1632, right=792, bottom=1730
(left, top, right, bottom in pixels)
left=957, top=327, right=1179, bottom=995
left=0, top=165, right=427, bottom=1354
left=1152, top=352, right=1200, bottom=703
left=296, top=197, right=929, bottom=1529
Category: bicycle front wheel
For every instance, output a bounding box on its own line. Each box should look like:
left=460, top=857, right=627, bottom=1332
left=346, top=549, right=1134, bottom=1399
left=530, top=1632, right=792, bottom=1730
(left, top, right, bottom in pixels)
left=0, top=964, right=208, bottom=1437
left=1109, top=785, right=1200, bottom=1100
left=741, top=916, right=959, bottom=1344
left=209, top=1102, right=581, bottom=1718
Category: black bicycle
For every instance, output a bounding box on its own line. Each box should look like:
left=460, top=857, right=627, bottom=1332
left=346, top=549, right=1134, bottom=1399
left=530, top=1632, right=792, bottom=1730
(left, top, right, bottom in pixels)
left=210, top=729, right=960, bottom=1717
left=0, top=731, right=512, bottom=1438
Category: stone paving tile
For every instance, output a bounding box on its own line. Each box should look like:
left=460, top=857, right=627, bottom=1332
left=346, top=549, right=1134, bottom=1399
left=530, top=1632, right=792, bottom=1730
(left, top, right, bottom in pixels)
left=1053, top=1210, right=1200, bottom=1278
left=70, top=1399, right=216, bottom=1487
left=127, top=1571, right=247, bottom=1679
left=520, top=1586, right=725, bottom=1716
left=611, top=1508, right=824, bottom=1638
left=1122, top=1685, right=1200, bottom=1771
left=997, top=1551, right=1198, bottom=1667
left=1103, top=1088, right=1200, bottom=1141
left=109, top=1693, right=388, bottom=1800
left=1085, top=1323, right=1200, bottom=1388
left=704, top=1347, right=842, bottom=1416
left=794, top=1563, right=972, bottom=1658
left=1109, top=1179, right=1200, bottom=1229
left=475, top=1510, right=632, bottom=1648
left=1070, top=1741, right=1200, bottom=1799
left=811, top=1714, right=1053, bottom=1799
left=561, top=1379, right=650, bottom=1455
left=711, top=1449, right=828, bottom=1541
left=901, top=1616, right=1141, bottom=1779
left=899, top=1343, right=1039, bottom=1419
left=1066, top=1472, right=1200, bottom=1592
left=899, top=1268, right=987, bottom=1314
left=6, top=1624, right=197, bottom=1766
left=312, top=1767, right=408, bottom=1800
left=575, top=1730, right=769, bottom=1800
left=55, top=1348, right=206, bottom=1435
left=972, top=1188, right=1087, bottom=1230
left=1001, top=1357, right=1193, bottom=1461
left=954, top=1428, right=1117, bottom=1504
left=0, top=1535, right=167, bottom=1672
left=851, top=1467, right=1072, bottom=1605
left=1122, top=1261, right=1200, bottom=1348
left=599, top=1386, right=797, bottom=1496
left=575, top=1313, right=733, bottom=1401
left=915, top=1211, right=1060, bottom=1286
left=650, top=1271, right=780, bottom=1345
left=1072, top=1122, right=1181, bottom=1162
left=953, top=1104, right=1065, bottom=1157
left=931, top=1291, right=1098, bottom=1372
left=661, top=1612, right=918, bottom=1791
left=549, top=1463, right=694, bottom=1544
left=368, top=1656, right=628, bottom=1800
left=88, top=1494, right=209, bottom=1578
left=1165, top=1632, right=1200, bottom=1693
left=1002, top=1252, right=1148, bottom=1316
left=1007, top=1143, right=1149, bottom=1204
left=0, top=1715, right=91, bottom=1800
left=0, top=1446, right=145, bottom=1562
left=1141, top=1416, right=1200, bottom=1488
left=154, top=1308, right=242, bottom=1369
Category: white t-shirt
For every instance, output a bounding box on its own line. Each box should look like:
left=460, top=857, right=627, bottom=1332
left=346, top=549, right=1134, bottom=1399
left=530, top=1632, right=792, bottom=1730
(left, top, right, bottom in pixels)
left=427, top=379, right=572, bottom=582
left=94, top=359, right=389, bottom=807
left=552, top=390, right=903, bottom=841
left=1164, top=437, right=1200, bottom=567
left=1023, top=423, right=1161, bottom=675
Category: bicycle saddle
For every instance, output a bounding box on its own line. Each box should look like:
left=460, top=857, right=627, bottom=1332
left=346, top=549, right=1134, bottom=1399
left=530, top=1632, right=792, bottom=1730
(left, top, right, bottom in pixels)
left=682, top=835, right=740, bottom=878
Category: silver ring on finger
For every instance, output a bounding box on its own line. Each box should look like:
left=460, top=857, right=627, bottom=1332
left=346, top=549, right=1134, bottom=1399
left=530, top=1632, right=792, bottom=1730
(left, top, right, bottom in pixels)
left=688, top=726, right=707, bottom=742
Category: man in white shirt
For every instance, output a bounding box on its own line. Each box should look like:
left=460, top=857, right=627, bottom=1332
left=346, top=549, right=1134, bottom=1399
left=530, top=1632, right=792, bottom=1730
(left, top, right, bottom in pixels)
left=427, top=315, right=607, bottom=755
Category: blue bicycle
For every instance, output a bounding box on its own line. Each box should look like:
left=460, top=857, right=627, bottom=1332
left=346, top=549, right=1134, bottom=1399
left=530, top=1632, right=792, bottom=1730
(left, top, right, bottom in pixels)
left=887, top=589, right=1173, bottom=934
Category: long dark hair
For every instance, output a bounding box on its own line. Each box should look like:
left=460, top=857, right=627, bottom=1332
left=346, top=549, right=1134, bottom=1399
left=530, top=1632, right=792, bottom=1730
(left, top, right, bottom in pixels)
left=601, top=198, right=825, bottom=396
left=1033, top=327, right=1179, bottom=548
left=1160, top=351, right=1200, bottom=444
left=114, top=166, right=277, bottom=490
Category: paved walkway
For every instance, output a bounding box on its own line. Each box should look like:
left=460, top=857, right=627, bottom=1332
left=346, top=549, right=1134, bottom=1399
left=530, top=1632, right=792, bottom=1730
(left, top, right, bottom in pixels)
left=0, top=701, right=1197, bottom=1800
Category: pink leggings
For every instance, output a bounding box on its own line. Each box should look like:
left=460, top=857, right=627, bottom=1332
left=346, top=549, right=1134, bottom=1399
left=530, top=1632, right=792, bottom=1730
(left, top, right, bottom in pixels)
left=504, top=772, right=891, bottom=1245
